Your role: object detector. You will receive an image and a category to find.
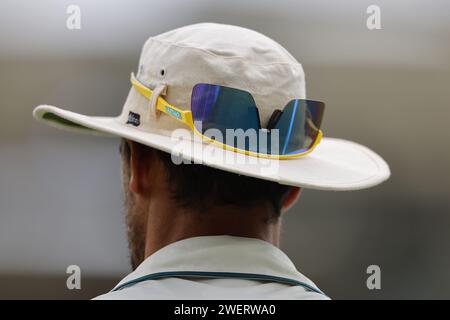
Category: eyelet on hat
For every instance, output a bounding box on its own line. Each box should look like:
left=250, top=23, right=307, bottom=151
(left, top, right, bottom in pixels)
left=148, top=83, right=167, bottom=120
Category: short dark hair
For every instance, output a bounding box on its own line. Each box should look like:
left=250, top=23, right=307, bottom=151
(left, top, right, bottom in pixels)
left=120, top=139, right=292, bottom=218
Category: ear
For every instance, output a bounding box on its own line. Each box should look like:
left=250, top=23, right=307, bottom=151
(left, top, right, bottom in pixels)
left=128, top=141, right=155, bottom=196
left=281, top=187, right=301, bottom=213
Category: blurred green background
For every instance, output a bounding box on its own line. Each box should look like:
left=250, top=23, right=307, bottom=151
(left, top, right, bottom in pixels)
left=0, top=0, right=449, bottom=299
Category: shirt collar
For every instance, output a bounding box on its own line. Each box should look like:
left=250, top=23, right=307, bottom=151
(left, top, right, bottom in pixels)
left=112, top=235, right=321, bottom=293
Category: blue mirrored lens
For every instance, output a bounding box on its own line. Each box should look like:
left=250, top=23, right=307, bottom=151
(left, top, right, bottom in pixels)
left=191, top=84, right=261, bottom=152
left=191, top=83, right=324, bottom=155
left=272, top=99, right=325, bottom=155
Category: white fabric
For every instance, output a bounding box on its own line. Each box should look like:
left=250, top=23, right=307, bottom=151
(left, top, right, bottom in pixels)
left=33, top=106, right=389, bottom=190
left=94, top=236, right=329, bottom=300
left=32, top=23, right=390, bottom=190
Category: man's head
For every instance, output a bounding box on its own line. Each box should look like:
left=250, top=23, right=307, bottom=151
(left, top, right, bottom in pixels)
left=120, top=139, right=301, bottom=269
left=33, top=24, right=390, bottom=226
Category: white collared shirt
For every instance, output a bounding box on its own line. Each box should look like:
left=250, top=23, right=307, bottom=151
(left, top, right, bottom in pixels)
left=95, top=236, right=329, bottom=300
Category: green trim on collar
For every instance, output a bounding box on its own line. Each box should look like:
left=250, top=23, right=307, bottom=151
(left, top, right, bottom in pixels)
left=112, top=271, right=326, bottom=296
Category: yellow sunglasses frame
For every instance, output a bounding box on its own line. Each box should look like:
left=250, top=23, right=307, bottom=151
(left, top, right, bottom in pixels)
left=130, top=73, right=323, bottom=160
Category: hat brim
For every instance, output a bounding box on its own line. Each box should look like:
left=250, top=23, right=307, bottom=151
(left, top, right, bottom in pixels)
left=33, top=105, right=390, bottom=191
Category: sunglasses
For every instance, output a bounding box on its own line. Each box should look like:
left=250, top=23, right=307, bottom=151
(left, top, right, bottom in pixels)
left=130, top=73, right=325, bottom=159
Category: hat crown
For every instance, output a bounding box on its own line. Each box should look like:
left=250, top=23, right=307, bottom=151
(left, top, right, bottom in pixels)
left=121, top=23, right=306, bottom=131
left=151, top=23, right=299, bottom=65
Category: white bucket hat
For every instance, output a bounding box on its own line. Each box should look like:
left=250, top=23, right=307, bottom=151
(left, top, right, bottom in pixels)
left=33, top=23, right=390, bottom=191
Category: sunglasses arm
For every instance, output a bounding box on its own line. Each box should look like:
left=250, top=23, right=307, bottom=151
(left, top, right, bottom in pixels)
left=130, top=73, right=194, bottom=129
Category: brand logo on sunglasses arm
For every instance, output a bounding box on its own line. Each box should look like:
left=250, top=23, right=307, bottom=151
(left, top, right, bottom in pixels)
left=165, top=106, right=182, bottom=120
